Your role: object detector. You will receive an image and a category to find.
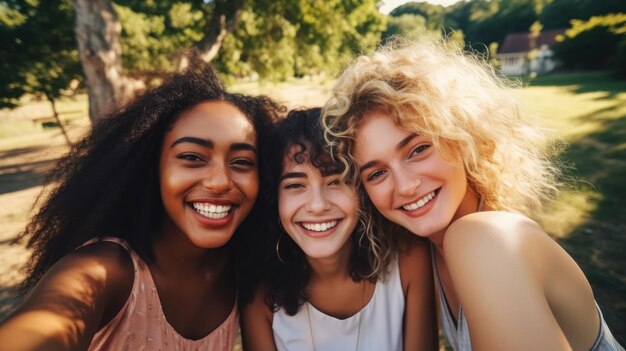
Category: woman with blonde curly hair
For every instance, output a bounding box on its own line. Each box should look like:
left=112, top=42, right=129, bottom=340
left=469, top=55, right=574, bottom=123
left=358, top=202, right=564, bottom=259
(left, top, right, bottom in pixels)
left=322, top=39, right=623, bottom=351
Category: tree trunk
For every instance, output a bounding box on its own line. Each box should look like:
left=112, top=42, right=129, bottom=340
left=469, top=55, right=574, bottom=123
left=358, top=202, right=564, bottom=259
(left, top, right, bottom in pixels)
left=196, top=0, right=244, bottom=63
left=74, top=0, right=143, bottom=123
left=48, top=96, right=72, bottom=146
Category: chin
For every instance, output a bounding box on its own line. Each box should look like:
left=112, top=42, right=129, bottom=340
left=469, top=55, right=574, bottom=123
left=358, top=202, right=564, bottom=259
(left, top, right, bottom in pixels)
left=190, top=233, right=234, bottom=249
left=302, top=246, right=340, bottom=260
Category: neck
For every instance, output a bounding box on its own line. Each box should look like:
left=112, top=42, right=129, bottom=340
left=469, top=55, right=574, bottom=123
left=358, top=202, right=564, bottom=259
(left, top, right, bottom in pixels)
left=431, top=185, right=481, bottom=251
left=152, top=218, right=230, bottom=276
left=306, top=240, right=353, bottom=283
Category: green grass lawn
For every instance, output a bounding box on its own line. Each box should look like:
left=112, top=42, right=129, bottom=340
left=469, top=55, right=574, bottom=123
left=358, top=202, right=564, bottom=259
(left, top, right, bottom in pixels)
left=519, top=71, right=626, bottom=344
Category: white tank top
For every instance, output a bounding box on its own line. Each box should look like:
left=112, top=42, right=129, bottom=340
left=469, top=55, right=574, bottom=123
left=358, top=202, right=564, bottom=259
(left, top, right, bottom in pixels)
left=272, top=258, right=404, bottom=351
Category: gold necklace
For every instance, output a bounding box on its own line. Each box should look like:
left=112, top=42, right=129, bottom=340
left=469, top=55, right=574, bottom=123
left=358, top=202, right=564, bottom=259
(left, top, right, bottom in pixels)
left=305, top=281, right=365, bottom=351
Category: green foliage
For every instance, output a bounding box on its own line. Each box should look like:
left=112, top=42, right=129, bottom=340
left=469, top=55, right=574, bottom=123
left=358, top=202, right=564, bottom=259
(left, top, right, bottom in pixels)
left=113, top=0, right=208, bottom=74
left=610, top=37, right=626, bottom=78
left=539, top=0, right=626, bottom=30
left=553, top=13, right=626, bottom=70
left=215, top=0, right=385, bottom=80
left=0, top=0, right=82, bottom=108
left=382, top=14, right=440, bottom=42
left=389, top=1, right=445, bottom=31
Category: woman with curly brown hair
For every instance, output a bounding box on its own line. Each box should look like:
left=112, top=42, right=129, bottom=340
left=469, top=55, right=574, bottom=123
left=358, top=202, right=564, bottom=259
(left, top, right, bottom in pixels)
left=0, top=63, right=282, bottom=350
left=322, top=39, right=623, bottom=351
left=242, top=108, right=437, bottom=351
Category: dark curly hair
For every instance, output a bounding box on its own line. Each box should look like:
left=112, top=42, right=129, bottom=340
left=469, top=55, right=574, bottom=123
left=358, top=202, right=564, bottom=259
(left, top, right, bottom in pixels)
left=262, top=108, right=385, bottom=316
left=16, top=62, right=284, bottom=304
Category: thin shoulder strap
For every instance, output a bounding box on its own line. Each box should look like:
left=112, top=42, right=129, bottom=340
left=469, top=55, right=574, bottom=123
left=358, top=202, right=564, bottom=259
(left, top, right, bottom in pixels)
left=76, top=236, right=131, bottom=252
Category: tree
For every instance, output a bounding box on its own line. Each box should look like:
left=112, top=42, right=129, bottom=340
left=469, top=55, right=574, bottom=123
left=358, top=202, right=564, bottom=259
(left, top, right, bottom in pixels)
left=74, top=0, right=244, bottom=122
left=0, top=0, right=81, bottom=145
left=553, top=13, right=626, bottom=71
left=215, top=0, right=386, bottom=80
left=382, top=14, right=429, bottom=41
left=389, top=1, right=445, bottom=31
left=540, top=0, right=626, bottom=30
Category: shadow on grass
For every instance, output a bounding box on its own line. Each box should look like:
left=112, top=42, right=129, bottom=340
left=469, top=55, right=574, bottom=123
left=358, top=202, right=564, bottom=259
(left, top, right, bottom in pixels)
left=530, top=71, right=626, bottom=100
left=0, top=146, right=59, bottom=195
left=0, top=284, right=21, bottom=321
left=555, top=100, right=626, bottom=344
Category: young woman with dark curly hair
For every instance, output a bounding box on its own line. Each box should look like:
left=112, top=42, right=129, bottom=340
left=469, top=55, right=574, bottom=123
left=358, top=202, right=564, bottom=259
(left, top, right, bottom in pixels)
left=0, top=63, right=282, bottom=350
left=241, top=108, right=437, bottom=351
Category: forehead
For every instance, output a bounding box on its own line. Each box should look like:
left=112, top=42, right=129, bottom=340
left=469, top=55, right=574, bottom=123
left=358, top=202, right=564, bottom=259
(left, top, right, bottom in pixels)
left=282, top=143, right=311, bottom=169
left=355, top=111, right=408, bottom=153
left=166, top=101, right=256, bottom=145
left=281, top=142, right=339, bottom=175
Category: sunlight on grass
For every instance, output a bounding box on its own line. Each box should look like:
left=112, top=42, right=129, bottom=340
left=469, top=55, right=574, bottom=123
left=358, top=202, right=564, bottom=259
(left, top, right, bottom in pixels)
left=514, top=73, right=626, bottom=240
left=536, top=188, right=600, bottom=238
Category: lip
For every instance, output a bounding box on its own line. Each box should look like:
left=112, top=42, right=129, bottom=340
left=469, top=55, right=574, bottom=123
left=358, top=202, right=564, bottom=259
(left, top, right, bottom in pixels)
left=187, top=198, right=238, bottom=228
left=297, top=218, right=342, bottom=239
left=398, top=188, right=440, bottom=218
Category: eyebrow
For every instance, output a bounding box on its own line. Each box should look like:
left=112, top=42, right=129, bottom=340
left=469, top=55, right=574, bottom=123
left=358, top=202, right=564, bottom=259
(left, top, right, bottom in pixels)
left=170, top=138, right=257, bottom=154
left=171, top=137, right=213, bottom=149
left=359, top=133, right=417, bottom=173
left=231, top=143, right=257, bottom=154
left=279, top=172, right=307, bottom=182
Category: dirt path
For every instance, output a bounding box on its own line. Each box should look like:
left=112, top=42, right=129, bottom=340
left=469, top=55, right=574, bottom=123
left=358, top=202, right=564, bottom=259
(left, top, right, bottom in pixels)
left=0, top=135, right=70, bottom=318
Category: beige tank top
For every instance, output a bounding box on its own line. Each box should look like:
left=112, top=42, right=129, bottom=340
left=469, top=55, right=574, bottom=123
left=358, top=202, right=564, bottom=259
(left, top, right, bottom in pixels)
left=84, top=237, right=239, bottom=351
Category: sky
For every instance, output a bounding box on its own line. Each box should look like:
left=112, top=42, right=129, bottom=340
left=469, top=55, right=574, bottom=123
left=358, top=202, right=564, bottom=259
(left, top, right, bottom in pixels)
left=378, top=0, right=461, bottom=14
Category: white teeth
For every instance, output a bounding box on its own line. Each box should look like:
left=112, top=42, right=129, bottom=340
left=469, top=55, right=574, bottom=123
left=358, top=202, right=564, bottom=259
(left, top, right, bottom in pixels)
left=192, top=202, right=232, bottom=219
left=301, top=220, right=338, bottom=232
left=402, top=191, right=436, bottom=211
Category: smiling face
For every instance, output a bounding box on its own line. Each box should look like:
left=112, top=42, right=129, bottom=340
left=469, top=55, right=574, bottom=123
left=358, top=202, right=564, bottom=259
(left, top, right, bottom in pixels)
left=353, top=110, right=478, bottom=244
left=159, top=100, right=259, bottom=249
left=278, top=144, right=358, bottom=260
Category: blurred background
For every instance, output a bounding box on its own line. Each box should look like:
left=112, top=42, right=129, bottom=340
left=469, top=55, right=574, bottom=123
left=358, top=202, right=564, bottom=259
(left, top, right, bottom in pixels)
left=0, top=0, right=625, bottom=346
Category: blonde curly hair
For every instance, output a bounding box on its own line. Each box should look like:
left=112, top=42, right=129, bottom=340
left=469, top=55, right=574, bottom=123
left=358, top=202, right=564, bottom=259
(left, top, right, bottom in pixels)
left=322, top=38, right=561, bottom=219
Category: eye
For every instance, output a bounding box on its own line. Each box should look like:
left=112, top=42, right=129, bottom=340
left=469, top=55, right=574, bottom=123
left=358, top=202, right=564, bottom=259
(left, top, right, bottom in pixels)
left=284, top=183, right=304, bottom=190
left=177, top=153, right=204, bottom=162
left=410, top=144, right=430, bottom=157
left=231, top=158, right=256, bottom=170
left=366, top=169, right=386, bottom=182
left=328, top=178, right=341, bottom=186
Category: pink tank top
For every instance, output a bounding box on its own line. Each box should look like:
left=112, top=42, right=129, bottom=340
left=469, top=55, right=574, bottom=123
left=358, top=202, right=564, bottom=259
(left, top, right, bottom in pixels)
left=84, top=237, right=239, bottom=351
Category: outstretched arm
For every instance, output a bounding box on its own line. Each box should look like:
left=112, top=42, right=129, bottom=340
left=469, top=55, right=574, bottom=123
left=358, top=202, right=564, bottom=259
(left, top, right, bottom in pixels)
left=0, top=242, right=133, bottom=351
left=400, top=239, right=438, bottom=351
left=241, top=284, right=277, bottom=351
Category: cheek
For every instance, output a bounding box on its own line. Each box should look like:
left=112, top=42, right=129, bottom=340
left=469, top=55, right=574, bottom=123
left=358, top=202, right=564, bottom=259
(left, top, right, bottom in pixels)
left=277, top=192, right=292, bottom=223
left=363, top=184, right=388, bottom=210
left=338, top=192, right=359, bottom=217
left=234, top=171, right=260, bottom=202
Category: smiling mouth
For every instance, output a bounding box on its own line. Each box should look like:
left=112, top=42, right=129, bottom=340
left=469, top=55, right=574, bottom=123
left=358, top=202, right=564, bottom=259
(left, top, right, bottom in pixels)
left=300, top=220, right=339, bottom=232
left=191, top=202, right=233, bottom=219
left=401, top=189, right=439, bottom=211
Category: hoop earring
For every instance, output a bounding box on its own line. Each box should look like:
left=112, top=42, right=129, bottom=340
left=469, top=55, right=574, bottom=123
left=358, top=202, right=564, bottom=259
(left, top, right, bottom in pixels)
left=276, top=234, right=287, bottom=264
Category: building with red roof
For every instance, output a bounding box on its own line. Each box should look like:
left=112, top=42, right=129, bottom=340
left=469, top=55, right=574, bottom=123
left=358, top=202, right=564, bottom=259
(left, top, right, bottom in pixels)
left=497, top=29, right=565, bottom=76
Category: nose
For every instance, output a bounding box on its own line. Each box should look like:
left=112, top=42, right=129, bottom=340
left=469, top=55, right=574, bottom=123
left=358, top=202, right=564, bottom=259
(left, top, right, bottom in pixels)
left=202, top=163, right=233, bottom=194
left=305, top=186, right=331, bottom=214
left=393, top=166, right=421, bottom=197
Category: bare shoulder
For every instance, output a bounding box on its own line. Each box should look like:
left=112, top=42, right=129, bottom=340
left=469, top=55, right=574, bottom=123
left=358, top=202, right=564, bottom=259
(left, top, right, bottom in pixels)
left=242, top=282, right=273, bottom=320
left=398, top=239, right=437, bottom=350
left=398, top=238, right=431, bottom=292
left=442, top=214, right=599, bottom=350
left=241, top=283, right=276, bottom=351
left=0, top=240, right=134, bottom=350
left=444, top=211, right=553, bottom=261
left=18, top=240, right=135, bottom=317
